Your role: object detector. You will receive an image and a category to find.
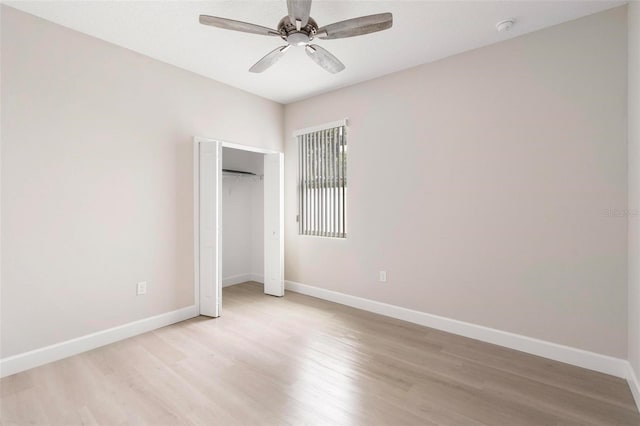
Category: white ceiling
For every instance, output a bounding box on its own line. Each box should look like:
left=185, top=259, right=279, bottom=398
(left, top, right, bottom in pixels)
left=6, top=0, right=626, bottom=104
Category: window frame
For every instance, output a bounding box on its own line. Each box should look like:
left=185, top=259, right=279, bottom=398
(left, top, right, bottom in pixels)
left=295, top=119, right=348, bottom=239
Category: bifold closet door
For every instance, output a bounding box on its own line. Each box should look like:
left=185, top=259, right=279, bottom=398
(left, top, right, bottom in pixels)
left=264, top=153, right=284, bottom=296
left=198, top=141, right=222, bottom=317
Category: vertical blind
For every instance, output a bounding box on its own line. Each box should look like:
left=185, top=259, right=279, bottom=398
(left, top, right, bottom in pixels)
left=297, top=124, right=347, bottom=238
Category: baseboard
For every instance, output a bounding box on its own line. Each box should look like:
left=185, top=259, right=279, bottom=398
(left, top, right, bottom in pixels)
left=628, top=364, right=640, bottom=410
left=0, top=305, right=198, bottom=378
left=222, top=273, right=264, bottom=287
left=250, top=273, right=264, bottom=284
left=285, top=280, right=630, bottom=379
left=223, top=273, right=253, bottom=287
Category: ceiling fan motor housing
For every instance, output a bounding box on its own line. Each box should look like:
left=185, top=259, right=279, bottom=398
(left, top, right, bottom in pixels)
left=278, top=16, right=318, bottom=45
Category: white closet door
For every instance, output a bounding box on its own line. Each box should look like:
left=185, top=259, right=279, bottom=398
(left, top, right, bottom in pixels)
left=199, top=141, right=222, bottom=316
left=264, top=153, right=284, bottom=296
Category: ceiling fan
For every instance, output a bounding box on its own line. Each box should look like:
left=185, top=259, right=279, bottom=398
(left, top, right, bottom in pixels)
left=199, top=0, right=393, bottom=74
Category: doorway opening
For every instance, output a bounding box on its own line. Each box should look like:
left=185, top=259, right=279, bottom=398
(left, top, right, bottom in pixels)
left=221, top=147, right=264, bottom=290
left=194, top=138, right=284, bottom=318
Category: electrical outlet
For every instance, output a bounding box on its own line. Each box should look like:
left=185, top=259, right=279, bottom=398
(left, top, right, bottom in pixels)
left=379, top=271, right=387, bottom=282
left=137, top=281, right=147, bottom=295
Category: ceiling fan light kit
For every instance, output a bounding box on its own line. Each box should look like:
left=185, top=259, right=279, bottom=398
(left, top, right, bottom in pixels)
left=199, top=0, right=393, bottom=74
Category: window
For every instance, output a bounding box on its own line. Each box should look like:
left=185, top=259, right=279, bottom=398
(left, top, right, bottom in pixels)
left=297, top=121, right=347, bottom=238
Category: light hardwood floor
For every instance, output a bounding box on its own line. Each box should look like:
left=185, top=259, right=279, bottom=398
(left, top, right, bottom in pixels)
left=1, top=282, right=639, bottom=425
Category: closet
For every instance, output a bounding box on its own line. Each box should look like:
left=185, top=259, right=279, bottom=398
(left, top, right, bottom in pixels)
left=195, top=137, right=284, bottom=317
left=221, top=147, right=264, bottom=288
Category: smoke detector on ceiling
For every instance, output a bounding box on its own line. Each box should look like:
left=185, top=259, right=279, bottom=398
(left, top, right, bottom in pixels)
left=496, top=19, right=515, bottom=32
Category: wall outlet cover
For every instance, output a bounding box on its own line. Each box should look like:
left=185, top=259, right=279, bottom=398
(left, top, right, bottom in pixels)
left=137, top=281, right=147, bottom=295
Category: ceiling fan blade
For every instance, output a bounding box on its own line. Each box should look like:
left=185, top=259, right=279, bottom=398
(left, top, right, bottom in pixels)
left=305, top=44, right=345, bottom=74
left=317, top=13, right=393, bottom=39
left=249, top=45, right=291, bottom=73
left=287, top=0, right=312, bottom=28
left=199, top=15, right=280, bottom=36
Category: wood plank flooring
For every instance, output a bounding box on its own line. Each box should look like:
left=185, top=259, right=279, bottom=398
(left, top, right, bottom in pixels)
left=1, top=282, right=638, bottom=425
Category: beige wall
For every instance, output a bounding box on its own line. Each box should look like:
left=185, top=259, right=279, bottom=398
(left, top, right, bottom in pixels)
left=284, top=7, right=628, bottom=357
left=0, top=6, right=283, bottom=358
left=1, top=4, right=630, bottom=362
left=629, top=1, right=640, bottom=377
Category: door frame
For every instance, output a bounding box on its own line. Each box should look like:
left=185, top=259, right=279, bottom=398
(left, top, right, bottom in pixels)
left=263, top=152, right=285, bottom=297
left=193, top=136, right=283, bottom=315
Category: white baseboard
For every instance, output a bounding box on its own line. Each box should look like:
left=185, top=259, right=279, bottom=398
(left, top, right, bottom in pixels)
left=250, top=273, right=264, bottom=284
left=285, top=280, right=630, bottom=379
left=0, top=305, right=198, bottom=378
left=222, top=273, right=264, bottom=288
left=628, top=364, right=640, bottom=410
left=3, top=281, right=637, bottom=410
left=223, top=273, right=253, bottom=287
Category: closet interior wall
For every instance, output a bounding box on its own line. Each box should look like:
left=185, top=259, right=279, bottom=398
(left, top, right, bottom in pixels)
left=221, top=147, right=264, bottom=287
